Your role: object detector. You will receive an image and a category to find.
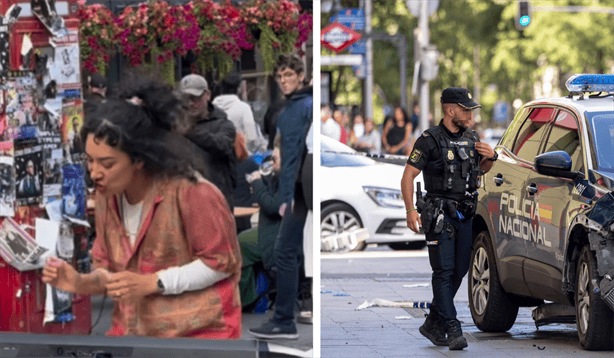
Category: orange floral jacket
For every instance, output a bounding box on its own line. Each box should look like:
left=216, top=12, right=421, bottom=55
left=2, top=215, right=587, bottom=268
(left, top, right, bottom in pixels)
left=91, top=177, right=242, bottom=338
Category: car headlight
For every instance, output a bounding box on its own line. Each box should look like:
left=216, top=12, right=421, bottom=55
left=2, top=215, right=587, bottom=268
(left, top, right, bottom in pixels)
left=363, top=186, right=404, bottom=208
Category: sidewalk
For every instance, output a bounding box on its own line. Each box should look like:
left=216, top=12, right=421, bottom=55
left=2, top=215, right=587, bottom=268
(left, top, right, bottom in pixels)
left=321, top=253, right=612, bottom=358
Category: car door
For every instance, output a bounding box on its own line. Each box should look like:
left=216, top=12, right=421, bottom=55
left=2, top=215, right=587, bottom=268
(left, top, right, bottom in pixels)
left=485, top=106, right=557, bottom=295
left=522, top=108, right=584, bottom=302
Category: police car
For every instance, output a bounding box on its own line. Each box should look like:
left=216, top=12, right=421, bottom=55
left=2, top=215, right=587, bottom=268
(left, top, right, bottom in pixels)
left=468, top=74, right=614, bottom=350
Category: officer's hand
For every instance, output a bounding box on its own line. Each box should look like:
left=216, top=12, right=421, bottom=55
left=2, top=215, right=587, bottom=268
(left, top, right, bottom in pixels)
left=407, top=209, right=421, bottom=234
left=475, top=142, right=495, bottom=160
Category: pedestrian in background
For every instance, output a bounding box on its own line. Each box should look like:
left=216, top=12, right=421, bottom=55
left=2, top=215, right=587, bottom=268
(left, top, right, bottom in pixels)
left=333, top=108, right=348, bottom=145
left=354, top=117, right=381, bottom=155
left=42, top=76, right=242, bottom=339
left=213, top=72, right=267, bottom=155
left=400, top=87, right=496, bottom=350
left=382, top=106, right=413, bottom=155
left=249, top=54, right=312, bottom=340
left=321, top=104, right=340, bottom=141
left=179, top=74, right=237, bottom=210
left=349, top=114, right=364, bottom=146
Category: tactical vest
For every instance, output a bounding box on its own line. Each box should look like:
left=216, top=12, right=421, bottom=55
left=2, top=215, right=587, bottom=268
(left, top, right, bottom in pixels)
left=422, top=126, right=481, bottom=200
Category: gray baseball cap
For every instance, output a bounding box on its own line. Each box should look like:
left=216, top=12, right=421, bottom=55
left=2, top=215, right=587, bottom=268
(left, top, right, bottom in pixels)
left=179, top=74, right=209, bottom=96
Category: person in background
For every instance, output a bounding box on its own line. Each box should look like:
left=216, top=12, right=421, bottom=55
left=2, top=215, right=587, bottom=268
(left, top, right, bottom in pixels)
left=249, top=54, right=312, bottom=340
left=382, top=106, right=413, bottom=156
left=42, top=76, right=242, bottom=339
left=321, top=104, right=340, bottom=141
left=233, top=132, right=259, bottom=234
left=213, top=72, right=267, bottom=155
left=354, top=118, right=381, bottom=155
left=348, top=114, right=364, bottom=147
left=179, top=74, right=237, bottom=210
left=240, top=148, right=283, bottom=310
left=333, top=109, right=348, bottom=145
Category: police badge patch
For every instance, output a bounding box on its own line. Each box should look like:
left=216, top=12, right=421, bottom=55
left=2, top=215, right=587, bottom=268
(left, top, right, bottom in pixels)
left=447, top=150, right=454, bottom=161
left=409, top=148, right=422, bottom=163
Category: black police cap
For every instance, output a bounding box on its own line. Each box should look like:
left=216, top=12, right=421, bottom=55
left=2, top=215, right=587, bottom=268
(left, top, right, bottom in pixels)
left=441, top=87, right=481, bottom=109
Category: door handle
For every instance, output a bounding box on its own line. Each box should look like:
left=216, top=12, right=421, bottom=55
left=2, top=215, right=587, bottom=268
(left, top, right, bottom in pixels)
left=527, top=184, right=538, bottom=195
left=494, top=174, right=503, bottom=186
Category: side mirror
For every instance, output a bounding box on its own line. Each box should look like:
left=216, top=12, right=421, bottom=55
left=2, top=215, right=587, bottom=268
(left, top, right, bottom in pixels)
left=535, top=150, right=581, bottom=179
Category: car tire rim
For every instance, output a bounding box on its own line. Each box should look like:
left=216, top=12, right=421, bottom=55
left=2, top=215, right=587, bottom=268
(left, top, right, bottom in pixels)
left=471, top=246, right=490, bottom=316
left=577, top=261, right=590, bottom=335
left=321, top=211, right=361, bottom=250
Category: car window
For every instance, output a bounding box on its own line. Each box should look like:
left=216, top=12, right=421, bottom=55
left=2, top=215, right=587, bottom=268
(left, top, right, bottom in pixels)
left=321, top=137, right=375, bottom=167
left=321, top=152, right=375, bottom=167
left=543, top=110, right=583, bottom=173
left=500, top=107, right=530, bottom=149
left=587, top=111, right=614, bottom=173
left=512, top=107, right=556, bottom=161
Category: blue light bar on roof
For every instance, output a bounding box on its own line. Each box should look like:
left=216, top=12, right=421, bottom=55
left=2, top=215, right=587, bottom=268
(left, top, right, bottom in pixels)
left=566, top=74, right=614, bottom=92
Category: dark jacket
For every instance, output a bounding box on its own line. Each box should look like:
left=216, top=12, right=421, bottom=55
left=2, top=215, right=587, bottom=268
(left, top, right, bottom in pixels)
left=251, top=174, right=283, bottom=271
left=277, top=86, right=313, bottom=205
left=185, top=103, right=237, bottom=210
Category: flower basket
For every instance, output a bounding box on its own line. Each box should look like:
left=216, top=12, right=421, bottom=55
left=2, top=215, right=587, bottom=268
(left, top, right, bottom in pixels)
left=77, top=4, right=120, bottom=75
left=192, top=0, right=246, bottom=78
left=240, top=0, right=302, bottom=72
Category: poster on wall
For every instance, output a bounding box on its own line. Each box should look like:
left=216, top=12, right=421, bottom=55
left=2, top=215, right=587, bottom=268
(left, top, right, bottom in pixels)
left=48, top=31, right=80, bottom=94
left=0, top=17, right=8, bottom=79
left=14, top=139, right=44, bottom=206
left=4, top=77, right=38, bottom=140
left=0, top=217, right=47, bottom=271
left=62, top=163, right=86, bottom=220
left=0, top=140, right=15, bottom=217
left=61, top=99, right=84, bottom=161
left=41, top=135, right=63, bottom=202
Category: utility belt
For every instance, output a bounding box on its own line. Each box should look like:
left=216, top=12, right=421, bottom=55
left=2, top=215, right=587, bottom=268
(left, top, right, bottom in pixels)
left=416, top=194, right=477, bottom=234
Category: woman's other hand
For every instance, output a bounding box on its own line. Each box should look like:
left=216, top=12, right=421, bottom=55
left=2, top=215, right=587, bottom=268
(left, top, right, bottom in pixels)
left=106, top=271, right=158, bottom=302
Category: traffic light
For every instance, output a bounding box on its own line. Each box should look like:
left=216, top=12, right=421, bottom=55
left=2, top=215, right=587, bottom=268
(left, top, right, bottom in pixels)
left=515, top=1, right=531, bottom=31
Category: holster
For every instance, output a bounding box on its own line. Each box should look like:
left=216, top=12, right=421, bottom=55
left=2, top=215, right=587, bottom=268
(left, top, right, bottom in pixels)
left=420, top=199, right=436, bottom=234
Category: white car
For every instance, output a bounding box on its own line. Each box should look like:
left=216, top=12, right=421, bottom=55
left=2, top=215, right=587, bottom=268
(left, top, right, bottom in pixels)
left=320, top=136, right=425, bottom=251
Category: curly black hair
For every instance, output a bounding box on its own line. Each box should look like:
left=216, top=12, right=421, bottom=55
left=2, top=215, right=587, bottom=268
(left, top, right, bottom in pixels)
left=81, top=74, right=207, bottom=181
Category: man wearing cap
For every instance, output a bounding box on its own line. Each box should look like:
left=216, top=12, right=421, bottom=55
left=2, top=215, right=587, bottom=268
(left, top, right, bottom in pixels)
left=179, top=74, right=237, bottom=211
left=400, top=87, right=496, bottom=350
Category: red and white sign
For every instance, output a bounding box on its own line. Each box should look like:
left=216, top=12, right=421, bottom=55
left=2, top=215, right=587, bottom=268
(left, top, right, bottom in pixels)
left=321, top=22, right=362, bottom=54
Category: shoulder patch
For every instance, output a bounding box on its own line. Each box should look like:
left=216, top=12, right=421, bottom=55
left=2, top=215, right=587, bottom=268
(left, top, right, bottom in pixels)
left=409, top=148, right=423, bottom=163
left=422, top=132, right=430, bottom=137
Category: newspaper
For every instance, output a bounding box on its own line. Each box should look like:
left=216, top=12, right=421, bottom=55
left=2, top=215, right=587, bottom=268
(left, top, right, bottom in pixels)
left=0, top=217, right=47, bottom=271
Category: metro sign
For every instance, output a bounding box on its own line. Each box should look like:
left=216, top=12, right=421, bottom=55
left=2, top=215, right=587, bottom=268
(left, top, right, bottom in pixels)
left=321, top=22, right=362, bottom=54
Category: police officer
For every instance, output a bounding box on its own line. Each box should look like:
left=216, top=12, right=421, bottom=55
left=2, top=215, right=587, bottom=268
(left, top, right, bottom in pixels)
left=400, top=88, right=497, bottom=350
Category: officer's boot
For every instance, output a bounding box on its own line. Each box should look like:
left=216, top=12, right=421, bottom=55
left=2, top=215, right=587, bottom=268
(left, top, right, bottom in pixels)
left=447, top=319, right=467, bottom=350
left=418, top=311, right=447, bottom=346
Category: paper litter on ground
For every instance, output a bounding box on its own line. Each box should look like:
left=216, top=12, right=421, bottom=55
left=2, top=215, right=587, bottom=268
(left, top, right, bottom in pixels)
left=356, top=298, right=430, bottom=310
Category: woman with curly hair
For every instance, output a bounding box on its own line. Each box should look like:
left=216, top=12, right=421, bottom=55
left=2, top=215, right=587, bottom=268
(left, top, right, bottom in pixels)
left=42, top=76, right=242, bottom=339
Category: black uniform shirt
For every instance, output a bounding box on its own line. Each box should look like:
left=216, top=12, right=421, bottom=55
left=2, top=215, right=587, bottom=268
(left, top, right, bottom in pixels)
left=406, top=121, right=469, bottom=171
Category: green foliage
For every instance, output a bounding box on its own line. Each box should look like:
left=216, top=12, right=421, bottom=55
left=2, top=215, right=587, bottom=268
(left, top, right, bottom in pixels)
left=322, top=0, right=614, bottom=125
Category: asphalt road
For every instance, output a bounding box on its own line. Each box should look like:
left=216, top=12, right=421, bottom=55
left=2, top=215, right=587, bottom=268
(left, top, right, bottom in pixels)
left=320, top=244, right=614, bottom=357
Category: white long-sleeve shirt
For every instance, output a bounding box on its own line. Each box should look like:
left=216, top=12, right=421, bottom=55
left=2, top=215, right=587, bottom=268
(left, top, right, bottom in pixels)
left=120, top=195, right=229, bottom=294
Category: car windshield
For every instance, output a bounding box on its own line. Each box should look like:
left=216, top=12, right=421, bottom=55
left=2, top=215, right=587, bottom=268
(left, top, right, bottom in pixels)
left=321, top=138, right=375, bottom=167
left=587, top=111, right=614, bottom=173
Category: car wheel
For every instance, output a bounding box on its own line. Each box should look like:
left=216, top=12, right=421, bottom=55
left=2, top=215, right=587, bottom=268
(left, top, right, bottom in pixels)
left=387, top=241, right=426, bottom=251
left=468, top=230, right=518, bottom=332
left=575, top=245, right=613, bottom=350
left=321, top=203, right=366, bottom=252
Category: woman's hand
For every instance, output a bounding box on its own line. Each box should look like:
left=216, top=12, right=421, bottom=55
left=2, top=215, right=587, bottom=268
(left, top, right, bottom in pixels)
left=106, top=271, right=158, bottom=302
left=42, top=257, right=80, bottom=293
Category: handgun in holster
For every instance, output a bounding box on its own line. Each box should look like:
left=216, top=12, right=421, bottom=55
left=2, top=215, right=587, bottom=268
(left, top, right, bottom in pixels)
left=421, top=197, right=437, bottom=234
